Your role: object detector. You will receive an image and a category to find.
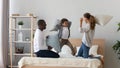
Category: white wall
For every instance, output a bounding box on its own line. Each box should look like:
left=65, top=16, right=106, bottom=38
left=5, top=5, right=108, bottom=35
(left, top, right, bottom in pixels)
left=10, top=0, right=120, bottom=68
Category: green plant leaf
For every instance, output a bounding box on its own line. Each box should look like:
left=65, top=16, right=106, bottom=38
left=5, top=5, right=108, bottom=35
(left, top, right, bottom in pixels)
left=117, top=27, right=120, bottom=32
left=117, top=23, right=120, bottom=31
left=118, top=48, right=120, bottom=54
left=118, top=23, right=120, bottom=26
left=113, top=23, right=120, bottom=59
left=118, top=57, right=120, bottom=60
left=18, top=21, right=24, bottom=25
left=113, top=40, right=120, bottom=53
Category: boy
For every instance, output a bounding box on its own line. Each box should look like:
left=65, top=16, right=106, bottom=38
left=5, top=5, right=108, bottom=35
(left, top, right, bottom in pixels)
left=59, top=18, right=76, bottom=55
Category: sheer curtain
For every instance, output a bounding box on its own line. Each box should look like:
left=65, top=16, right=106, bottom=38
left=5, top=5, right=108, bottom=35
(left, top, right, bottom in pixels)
left=0, top=0, right=4, bottom=67
left=0, top=0, right=9, bottom=68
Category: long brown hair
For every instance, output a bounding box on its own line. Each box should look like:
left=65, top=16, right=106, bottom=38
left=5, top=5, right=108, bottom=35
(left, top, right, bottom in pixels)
left=84, top=13, right=96, bottom=30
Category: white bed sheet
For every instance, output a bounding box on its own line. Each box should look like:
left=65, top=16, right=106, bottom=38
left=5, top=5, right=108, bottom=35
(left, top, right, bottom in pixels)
left=18, top=57, right=102, bottom=68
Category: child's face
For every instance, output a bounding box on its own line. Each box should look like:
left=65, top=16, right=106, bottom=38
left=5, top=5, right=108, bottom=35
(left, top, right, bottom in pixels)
left=62, top=21, right=69, bottom=27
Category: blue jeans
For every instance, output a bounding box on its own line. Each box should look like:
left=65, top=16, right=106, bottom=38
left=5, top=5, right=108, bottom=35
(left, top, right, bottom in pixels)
left=35, top=50, right=60, bottom=58
left=77, top=42, right=90, bottom=58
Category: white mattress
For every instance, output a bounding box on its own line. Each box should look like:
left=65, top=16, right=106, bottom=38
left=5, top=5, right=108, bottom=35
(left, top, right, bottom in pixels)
left=18, top=57, right=102, bottom=68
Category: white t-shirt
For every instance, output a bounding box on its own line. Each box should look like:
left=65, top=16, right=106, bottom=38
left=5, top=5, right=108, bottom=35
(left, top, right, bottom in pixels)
left=61, top=27, right=69, bottom=39
left=80, top=23, right=95, bottom=47
left=34, top=29, right=48, bottom=52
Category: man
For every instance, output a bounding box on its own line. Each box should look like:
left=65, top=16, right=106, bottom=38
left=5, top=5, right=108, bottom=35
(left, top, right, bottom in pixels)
left=34, top=19, right=59, bottom=58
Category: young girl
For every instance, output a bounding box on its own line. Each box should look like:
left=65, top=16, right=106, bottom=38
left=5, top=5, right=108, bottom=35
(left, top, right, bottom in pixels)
left=77, top=13, right=96, bottom=58
left=59, top=18, right=76, bottom=55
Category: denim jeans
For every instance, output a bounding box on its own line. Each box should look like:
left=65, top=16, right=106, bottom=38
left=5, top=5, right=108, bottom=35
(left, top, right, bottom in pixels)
left=35, top=50, right=60, bottom=58
left=77, top=42, right=90, bottom=58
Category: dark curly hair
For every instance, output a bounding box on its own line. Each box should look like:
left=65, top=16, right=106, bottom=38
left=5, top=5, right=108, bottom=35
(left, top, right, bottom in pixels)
left=60, top=18, right=68, bottom=26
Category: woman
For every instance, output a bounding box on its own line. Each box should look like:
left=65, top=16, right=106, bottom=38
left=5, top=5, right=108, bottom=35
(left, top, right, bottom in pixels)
left=77, top=13, right=96, bottom=58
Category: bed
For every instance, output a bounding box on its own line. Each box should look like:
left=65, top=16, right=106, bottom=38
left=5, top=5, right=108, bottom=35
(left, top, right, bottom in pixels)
left=18, top=39, right=105, bottom=68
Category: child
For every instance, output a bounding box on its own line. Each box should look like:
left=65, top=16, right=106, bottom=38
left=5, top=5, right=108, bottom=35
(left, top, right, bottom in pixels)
left=59, top=18, right=76, bottom=55
left=77, top=13, right=96, bottom=58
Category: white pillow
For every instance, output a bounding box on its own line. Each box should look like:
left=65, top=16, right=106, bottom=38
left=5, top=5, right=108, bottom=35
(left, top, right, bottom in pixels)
left=89, top=45, right=98, bottom=56
left=95, top=14, right=113, bottom=26
left=59, top=45, right=75, bottom=58
left=46, top=31, right=61, bottom=52
left=51, top=19, right=72, bottom=31
left=51, top=19, right=61, bottom=31
left=76, top=45, right=98, bottom=56
left=60, top=45, right=72, bottom=54
left=75, top=46, right=81, bottom=55
left=51, top=48, right=57, bottom=53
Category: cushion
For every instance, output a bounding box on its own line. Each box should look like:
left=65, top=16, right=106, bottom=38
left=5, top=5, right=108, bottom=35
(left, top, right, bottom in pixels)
left=51, top=19, right=61, bottom=31
left=76, top=45, right=98, bottom=56
left=46, top=31, right=61, bottom=52
left=59, top=45, right=75, bottom=58
left=75, top=46, right=81, bottom=55
left=51, top=19, right=72, bottom=31
left=61, top=45, right=72, bottom=54
left=95, top=14, right=113, bottom=26
left=51, top=48, right=57, bottom=53
left=89, top=45, right=98, bottom=55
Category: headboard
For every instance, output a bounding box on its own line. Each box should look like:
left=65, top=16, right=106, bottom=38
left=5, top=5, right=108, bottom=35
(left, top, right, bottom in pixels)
left=69, top=39, right=105, bottom=56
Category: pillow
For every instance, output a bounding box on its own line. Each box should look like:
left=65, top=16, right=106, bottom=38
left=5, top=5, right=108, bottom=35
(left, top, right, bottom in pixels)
left=61, top=45, right=72, bottom=54
left=95, top=14, right=113, bottom=26
left=59, top=45, right=75, bottom=58
left=51, top=48, right=57, bottom=53
left=51, top=19, right=61, bottom=31
left=46, top=31, right=61, bottom=52
left=89, top=45, right=98, bottom=56
left=51, top=19, right=72, bottom=31
left=75, top=46, right=81, bottom=55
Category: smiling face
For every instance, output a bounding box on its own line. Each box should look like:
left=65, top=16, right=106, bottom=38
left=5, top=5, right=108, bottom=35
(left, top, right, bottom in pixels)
left=62, top=21, right=69, bottom=27
left=42, top=23, right=47, bottom=30
left=83, top=13, right=91, bottom=23
left=40, top=22, right=46, bottom=30
left=38, top=20, right=47, bottom=31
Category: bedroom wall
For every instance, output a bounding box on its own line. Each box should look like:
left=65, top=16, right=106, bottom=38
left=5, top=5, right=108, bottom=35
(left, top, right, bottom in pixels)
left=9, top=0, right=120, bottom=68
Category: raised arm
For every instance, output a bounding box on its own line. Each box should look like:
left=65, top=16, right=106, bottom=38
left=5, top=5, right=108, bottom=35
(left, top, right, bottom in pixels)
left=79, top=18, right=90, bottom=33
left=80, top=18, right=83, bottom=28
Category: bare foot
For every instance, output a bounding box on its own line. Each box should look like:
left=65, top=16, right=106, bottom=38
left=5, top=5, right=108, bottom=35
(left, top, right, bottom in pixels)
left=100, top=56, right=104, bottom=64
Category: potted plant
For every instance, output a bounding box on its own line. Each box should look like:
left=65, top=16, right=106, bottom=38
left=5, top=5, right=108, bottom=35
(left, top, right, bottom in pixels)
left=112, top=23, right=120, bottom=59
left=18, top=21, right=24, bottom=29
